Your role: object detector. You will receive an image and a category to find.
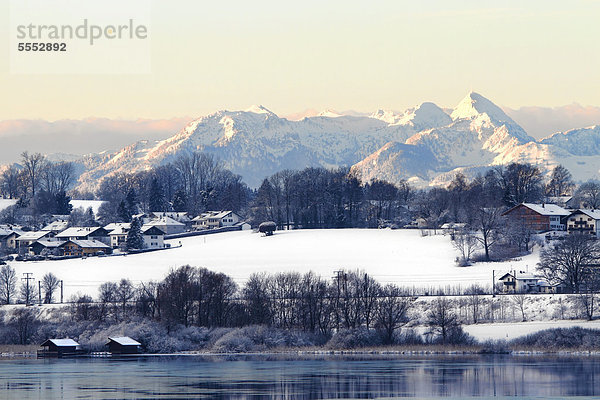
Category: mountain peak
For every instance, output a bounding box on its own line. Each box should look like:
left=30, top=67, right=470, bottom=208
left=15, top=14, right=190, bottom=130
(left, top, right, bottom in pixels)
left=245, top=105, right=277, bottom=116
left=317, top=109, right=343, bottom=118
left=451, top=92, right=511, bottom=123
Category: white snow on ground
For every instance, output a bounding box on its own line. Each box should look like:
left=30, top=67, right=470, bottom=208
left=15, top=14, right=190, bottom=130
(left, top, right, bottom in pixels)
left=69, top=200, right=106, bottom=214
left=465, top=320, right=600, bottom=341
left=7, top=229, right=539, bottom=300
left=0, top=199, right=18, bottom=212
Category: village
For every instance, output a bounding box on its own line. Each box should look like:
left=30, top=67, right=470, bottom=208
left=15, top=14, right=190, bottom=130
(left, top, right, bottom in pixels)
left=0, top=195, right=598, bottom=297
left=0, top=207, right=249, bottom=260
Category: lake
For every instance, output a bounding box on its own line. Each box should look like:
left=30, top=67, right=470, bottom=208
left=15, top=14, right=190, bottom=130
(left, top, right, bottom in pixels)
left=1, top=354, right=599, bottom=399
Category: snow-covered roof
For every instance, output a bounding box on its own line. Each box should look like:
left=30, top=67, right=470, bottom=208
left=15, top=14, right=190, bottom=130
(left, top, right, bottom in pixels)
left=571, top=209, right=600, bottom=220
left=41, top=338, right=80, bottom=347
left=144, top=217, right=185, bottom=227
left=0, top=228, right=12, bottom=237
left=42, top=220, right=69, bottom=232
left=108, top=227, right=128, bottom=235
left=521, top=203, right=570, bottom=216
left=104, top=223, right=131, bottom=232
left=62, top=239, right=110, bottom=249
left=107, top=336, right=141, bottom=346
left=16, top=231, right=52, bottom=241
left=30, top=240, right=64, bottom=248
left=56, top=227, right=104, bottom=238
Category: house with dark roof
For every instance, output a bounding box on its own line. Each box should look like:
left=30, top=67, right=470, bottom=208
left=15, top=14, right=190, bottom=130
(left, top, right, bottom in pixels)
left=566, top=209, right=600, bottom=237
left=141, top=225, right=165, bottom=249
left=502, top=203, right=570, bottom=232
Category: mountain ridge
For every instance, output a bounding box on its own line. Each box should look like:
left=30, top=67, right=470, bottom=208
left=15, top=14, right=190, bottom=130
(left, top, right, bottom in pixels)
left=25, top=92, right=600, bottom=191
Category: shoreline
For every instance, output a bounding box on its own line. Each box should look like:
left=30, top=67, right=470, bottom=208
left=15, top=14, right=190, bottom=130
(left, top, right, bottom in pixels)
left=6, top=348, right=600, bottom=360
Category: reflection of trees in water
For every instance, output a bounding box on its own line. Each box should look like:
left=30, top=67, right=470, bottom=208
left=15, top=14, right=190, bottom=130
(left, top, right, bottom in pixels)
left=174, top=356, right=600, bottom=398
left=7, top=356, right=600, bottom=399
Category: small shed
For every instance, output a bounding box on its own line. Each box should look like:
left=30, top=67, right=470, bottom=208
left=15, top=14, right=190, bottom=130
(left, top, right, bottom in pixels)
left=106, top=336, right=142, bottom=354
left=38, top=338, right=82, bottom=358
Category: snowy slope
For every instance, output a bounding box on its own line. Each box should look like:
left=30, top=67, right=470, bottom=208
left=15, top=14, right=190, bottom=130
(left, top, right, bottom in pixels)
left=7, top=229, right=538, bottom=300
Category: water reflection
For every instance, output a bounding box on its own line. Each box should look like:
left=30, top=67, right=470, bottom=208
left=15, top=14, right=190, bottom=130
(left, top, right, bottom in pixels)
left=0, top=355, right=599, bottom=399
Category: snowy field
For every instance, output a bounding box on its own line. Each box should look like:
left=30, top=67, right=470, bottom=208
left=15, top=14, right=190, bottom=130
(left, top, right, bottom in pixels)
left=465, top=320, right=600, bottom=342
left=8, top=229, right=539, bottom=300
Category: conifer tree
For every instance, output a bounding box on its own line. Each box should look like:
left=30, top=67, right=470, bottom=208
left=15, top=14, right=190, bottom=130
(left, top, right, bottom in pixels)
left=126, top=217, right=144, bottom=250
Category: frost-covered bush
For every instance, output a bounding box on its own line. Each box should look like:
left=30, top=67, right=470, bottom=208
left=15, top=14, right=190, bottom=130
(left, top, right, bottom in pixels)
left=511, top=327, right=600, bottom=350
left=212, top=325, right=314, bottom=353
left=326, top=328, right=382, bottom=349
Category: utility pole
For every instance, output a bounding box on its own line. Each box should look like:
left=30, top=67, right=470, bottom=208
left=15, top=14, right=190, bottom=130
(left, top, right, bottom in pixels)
left=60, top=280, right=63, bottom=304
left=22, top=273, right=34, bottom=306
left=38, top=281, right=42, bottom=305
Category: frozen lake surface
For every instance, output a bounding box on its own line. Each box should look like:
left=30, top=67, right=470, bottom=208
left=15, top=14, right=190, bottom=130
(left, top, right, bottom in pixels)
left=1, top=354, right=599, bottom=399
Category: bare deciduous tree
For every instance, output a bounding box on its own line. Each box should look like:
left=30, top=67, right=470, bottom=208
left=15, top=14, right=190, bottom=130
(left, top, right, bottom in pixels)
left=42, top=272, right=60, bottom=304
left=0, top=265, right=17, bottom=304
left=538, top=234, right=600, bottom=293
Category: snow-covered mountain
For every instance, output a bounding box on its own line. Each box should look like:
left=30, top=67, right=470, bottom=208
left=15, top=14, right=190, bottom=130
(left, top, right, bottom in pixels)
left=76, top=102, right=450, bottom=190
left=70, top=92, right=600, bottom=191
left=351, top=93, right=600, bottom=186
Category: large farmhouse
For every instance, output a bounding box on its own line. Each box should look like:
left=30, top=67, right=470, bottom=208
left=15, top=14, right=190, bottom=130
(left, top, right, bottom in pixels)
left=501, top=203, right=570, bottom=232
left=566, top=209, right=600, bottom=237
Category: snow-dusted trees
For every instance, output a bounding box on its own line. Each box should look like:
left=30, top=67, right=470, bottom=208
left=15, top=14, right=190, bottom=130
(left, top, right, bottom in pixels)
left=252, top=167, right=411, bottom=229
left=545, top=165, right=575, bottom=197
left=126, top=217, right=144, bottom=250
left=574, top=180, right=600, bottom=209
left=538, top=234, right=600, bottom=293
left=452, top=229, right=479, bottom=266
left=96, top=152, right=251, bottom=222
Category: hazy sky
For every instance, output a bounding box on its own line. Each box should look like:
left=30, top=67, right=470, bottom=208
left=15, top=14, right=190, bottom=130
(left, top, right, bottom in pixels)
left=1, top=0, right=599, bottom=120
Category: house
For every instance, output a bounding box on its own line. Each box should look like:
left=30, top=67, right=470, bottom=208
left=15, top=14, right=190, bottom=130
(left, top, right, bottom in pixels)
left=56, top=227, right=110, bottom=245
left=566, top=209, right=600, bottom=237
left=0, top=228, right=20, bottom=250
left=192, top=211, right=241, bottom=230
left=105, top=336, right=141, bottom=354
left=143, top=216, right=185, bottom=235
left=37, top=338, right=83, bottom=358
left=501, top=203, right=570, bottom=232
left=16, top=231, right=56, bottom=250
left=105, top=223, right=131, bottom=249
left=141, top=226, right=165, bottom=249
left=59, top=239, right=111, bottom=257
left=41, top=220, right=69, bottom=234
left=498, top=271, right=554, bottom=293
left=28, top=240, right=64, bottom=256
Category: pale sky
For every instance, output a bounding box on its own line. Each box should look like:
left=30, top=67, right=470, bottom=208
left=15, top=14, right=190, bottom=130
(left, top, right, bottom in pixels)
left=1, top=0, right=599, bottom=120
